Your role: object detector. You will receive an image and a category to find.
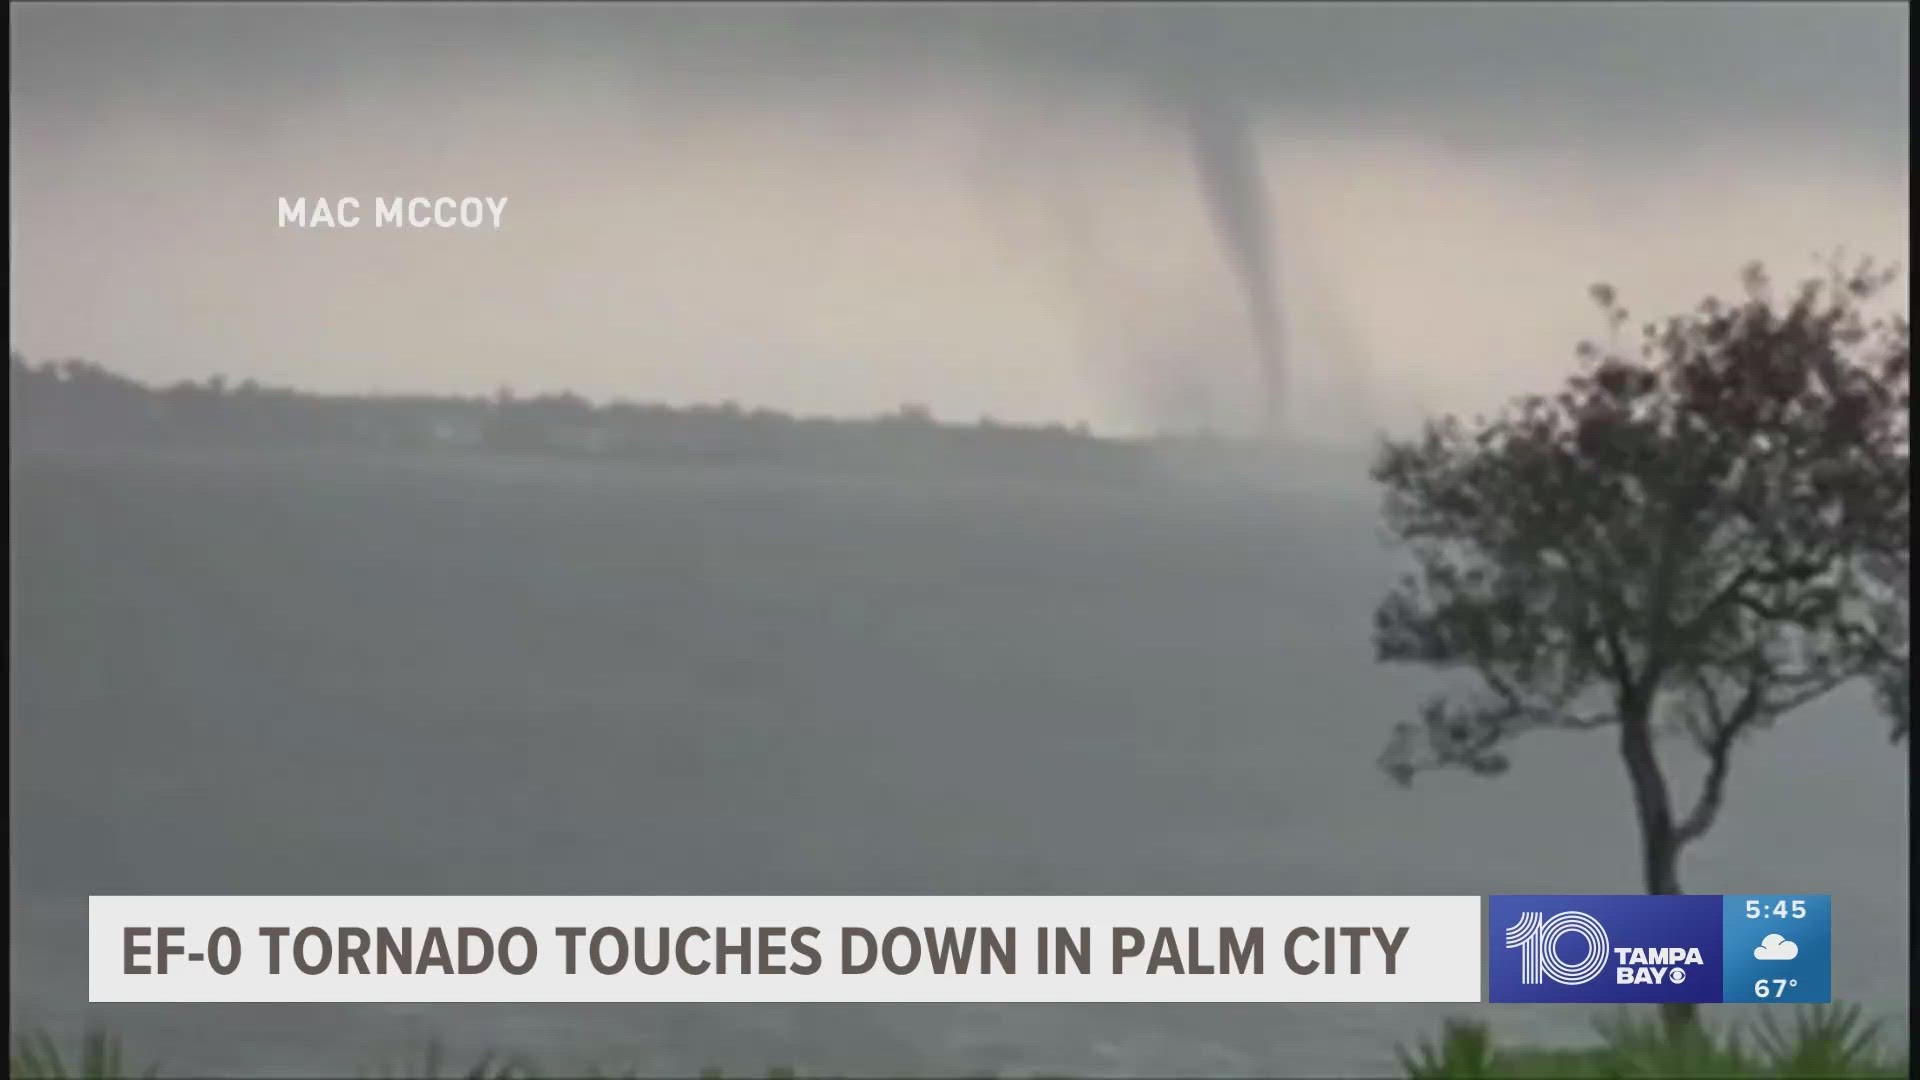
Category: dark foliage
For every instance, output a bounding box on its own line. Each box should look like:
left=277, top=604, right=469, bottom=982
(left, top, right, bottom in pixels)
left=8, top=354, right=1115, bottom=475
left=1373, top=259, right=1908, bottom=898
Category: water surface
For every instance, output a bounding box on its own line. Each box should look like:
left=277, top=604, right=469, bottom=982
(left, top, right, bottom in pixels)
left=10, top=451, right=1908, bottom=1076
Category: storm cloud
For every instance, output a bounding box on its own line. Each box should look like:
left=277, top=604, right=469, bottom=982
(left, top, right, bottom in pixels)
left=9, top=3, right=1908, bottom=436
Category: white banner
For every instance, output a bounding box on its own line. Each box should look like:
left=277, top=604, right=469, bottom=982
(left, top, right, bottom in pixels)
left=90, top=895, right=1483, bottom=1003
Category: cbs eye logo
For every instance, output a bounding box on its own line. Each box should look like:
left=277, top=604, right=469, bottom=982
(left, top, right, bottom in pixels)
left=1503, top=910, right=1610, bottom=986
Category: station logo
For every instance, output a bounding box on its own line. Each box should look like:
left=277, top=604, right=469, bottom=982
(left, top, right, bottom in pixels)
left=1488, top=895, right=1721, bottom=1003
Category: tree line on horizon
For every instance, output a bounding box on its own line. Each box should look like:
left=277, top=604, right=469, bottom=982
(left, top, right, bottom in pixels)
left=8, top=352, right=1114, bottom=463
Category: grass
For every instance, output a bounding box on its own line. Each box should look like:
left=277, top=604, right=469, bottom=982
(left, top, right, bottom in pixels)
left=1398, top=1003, right=1908, bottom=1078
left=10, top=1006, right=1909, bottom=1079
left=9, top=1030, right=156, bottom=1080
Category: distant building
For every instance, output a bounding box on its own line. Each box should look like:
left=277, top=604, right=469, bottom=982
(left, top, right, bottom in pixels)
left=426, top=413, right=485, bottom=448
left=549, top=422, right=619, bottom=455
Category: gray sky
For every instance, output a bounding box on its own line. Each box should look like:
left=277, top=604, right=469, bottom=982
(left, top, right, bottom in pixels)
left=9, top=2, right=1909, bottom=435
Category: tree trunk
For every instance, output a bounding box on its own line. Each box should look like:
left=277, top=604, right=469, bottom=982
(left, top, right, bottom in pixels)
left=1618, top=705, right=1699, bottom=1031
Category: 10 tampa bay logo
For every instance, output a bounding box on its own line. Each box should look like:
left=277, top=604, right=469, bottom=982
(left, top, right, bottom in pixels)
left=1488, top=895, right=1722, bottom=1004
left=1504, top=909, right=1705, bottom=987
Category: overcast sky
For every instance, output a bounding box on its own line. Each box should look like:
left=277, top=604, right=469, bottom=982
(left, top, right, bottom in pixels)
left=9, top=2, right=1909, bottom=436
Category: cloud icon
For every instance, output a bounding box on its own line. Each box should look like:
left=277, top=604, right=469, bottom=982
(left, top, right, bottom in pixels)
left=1754, top=934, right=1800, bottom=961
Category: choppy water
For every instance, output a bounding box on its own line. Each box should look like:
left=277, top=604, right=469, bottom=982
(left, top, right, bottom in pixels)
left=10, top=452, right=1909, bottom=1076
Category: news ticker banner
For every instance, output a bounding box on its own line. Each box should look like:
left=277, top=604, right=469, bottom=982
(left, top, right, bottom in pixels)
left=93, top=896, right=1479, bottom=1003
left=88, top=894, right=1830, bottom=1005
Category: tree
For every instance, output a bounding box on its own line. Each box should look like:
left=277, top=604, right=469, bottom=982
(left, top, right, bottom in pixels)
left=1372, top=260, right=1909, bottom=1017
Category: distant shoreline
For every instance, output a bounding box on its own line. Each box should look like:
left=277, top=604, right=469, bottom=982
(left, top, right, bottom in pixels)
left=11, top=355, right=1380, bottom=492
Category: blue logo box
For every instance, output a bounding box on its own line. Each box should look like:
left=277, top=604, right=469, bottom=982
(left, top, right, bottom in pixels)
left=1489, top=895, right=1831, bottom=1004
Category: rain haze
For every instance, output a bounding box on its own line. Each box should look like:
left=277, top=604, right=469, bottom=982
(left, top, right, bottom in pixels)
left=8, top=3, right=1912, bottom=1077
left=10, top=2, right=1908, bottom=433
